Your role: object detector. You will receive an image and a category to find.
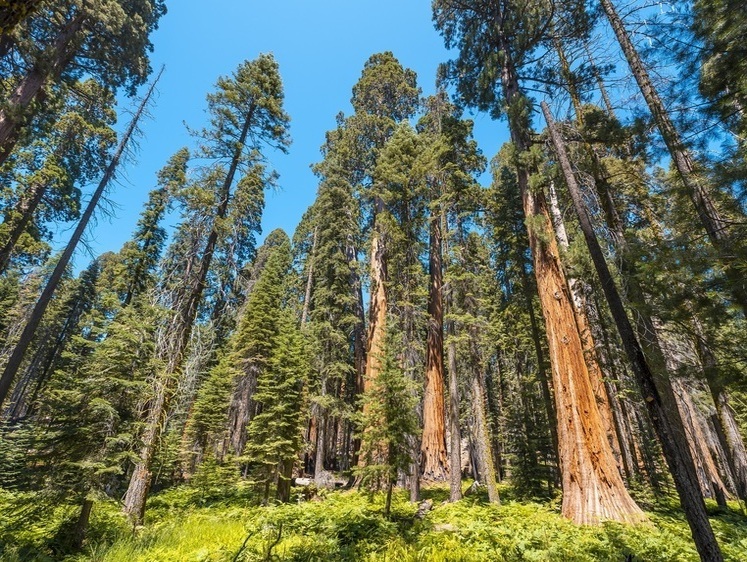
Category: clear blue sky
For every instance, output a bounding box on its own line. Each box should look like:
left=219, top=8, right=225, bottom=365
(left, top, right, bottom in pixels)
left=81, top=0, right=508, bottom=260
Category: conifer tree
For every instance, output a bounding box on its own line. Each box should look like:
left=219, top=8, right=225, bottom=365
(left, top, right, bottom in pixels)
left=348, top=52, right=419, bottom=410
left=355, top=316, right=420, bottom=517
left=433, top=0, right=643, bottom=524
left=599, top=0, right=747, bottom=318
left=0, top=0, right=166, bottom=166
left=542, top=100, right=723, bottom=560
left=0, top=79, right=116, bottom=274
left=188, top=230, right=291, bottom=461
left=117, top=149, right=184, bottom=306
left=0, top=70, right=159, bottom=409
left=244, top=308, right=306, bottom=504
left=123, top=55, right=289, bottom=524
left=301, top=180, right=360, bottom=481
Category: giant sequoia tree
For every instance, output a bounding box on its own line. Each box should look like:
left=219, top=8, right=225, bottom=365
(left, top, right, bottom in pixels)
left=433, top=0, right=644, bottom=525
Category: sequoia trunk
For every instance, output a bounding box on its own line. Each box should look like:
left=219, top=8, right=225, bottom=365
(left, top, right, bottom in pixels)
left=421, top=214, right=449, bottom=481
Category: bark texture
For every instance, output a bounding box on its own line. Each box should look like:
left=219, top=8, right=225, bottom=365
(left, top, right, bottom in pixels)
left=421, top=215, right=449, bottom=481
left=543, top=100, right=722, bottom=560
left=493, top=24, right=641, bottom=523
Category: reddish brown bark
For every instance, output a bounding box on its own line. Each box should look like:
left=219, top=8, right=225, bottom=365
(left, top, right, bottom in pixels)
left=490, top=18, right=642, bottom=521
left=542, top=100, right=721, bottom=559
left=547, top=181, right=623, bottom=470
left=421, top=214, right=449, bottom=481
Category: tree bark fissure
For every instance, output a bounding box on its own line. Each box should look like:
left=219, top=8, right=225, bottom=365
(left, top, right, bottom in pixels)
left=421, top=212, right=449, bottom=482
left=495, top=22, right=641, bottom=523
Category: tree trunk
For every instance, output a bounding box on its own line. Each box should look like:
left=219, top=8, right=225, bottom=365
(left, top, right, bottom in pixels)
left=468, top=335, right=499, bottom=504
left=227, top=363, right=260, bottom=455
left=358, top=204, right=387, bottom=469
left=364, top=213, right=387, bottom=395
left=692, top=319, right=747, bottom=502
left=124, top=87, right=253, bottom=526
left=0, top=69, right=160, bottom=408
left=543, top=100, right=722, bottom=560
left=0, top=13, right=85, bottom=167
left=421, top=214, right=449, bottom=482
left=276, top=458, right=293, bottom=502
left=518, top=259, right=559, bottom=475
left=72, top=497, right=94, bottom=551
left=712, top=391, right=747, bottom=502
left=523, top=151, right=640, bottom=524
left=672, top=377, right=730, bottom=504
left=346, top=228, right=366, bottom=468
left=492, top=21, right=641, bottom=522
left=0, top=181, right=46, bottom=274
left=314, top=379, right=330, bottom=485
left=446, top=326, right=463, bottom=501
left=300, top=226, right=317, bottom=326
left=600, top=0, right=747, bottom=317
left=546, top=180, right=623, bottom=469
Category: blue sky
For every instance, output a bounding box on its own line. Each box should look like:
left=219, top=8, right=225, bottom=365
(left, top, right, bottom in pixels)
left=81, top=0, right=509, bottom=260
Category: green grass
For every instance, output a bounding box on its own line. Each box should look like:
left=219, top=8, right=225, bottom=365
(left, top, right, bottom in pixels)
left=2, top=484, right=746, bottom=561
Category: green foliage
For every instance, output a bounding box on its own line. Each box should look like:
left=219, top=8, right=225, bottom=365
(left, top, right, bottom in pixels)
left=355, top=319, right=420, bottom=494
left=2, top=487, right=744, bottom=561
left=244, top=308, right=308, bottom=501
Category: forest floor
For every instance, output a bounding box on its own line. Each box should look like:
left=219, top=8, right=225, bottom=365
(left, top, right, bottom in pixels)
left=2, top=482, right=747, bottom=561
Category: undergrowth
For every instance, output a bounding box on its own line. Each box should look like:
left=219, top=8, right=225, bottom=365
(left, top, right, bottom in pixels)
left=1, top=483, right=746, bottom=561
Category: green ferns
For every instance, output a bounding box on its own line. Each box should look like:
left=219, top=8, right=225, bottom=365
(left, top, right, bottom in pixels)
left=3, top=486, right=747, bottom=561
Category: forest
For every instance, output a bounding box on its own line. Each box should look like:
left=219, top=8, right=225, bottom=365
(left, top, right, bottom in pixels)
left=0, top=0, right=746, bottom=560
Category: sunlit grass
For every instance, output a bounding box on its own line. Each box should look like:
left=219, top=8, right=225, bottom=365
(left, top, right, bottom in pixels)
left=2, top=485, right=746, bottom=561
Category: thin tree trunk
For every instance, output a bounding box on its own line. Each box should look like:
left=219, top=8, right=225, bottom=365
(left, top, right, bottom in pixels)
left=518, top=259, right=559, bottom=475
left=446, top=320, right=462, bottom=501
left=692, top=319, right=747, bottom=502
left=72, top=497, right=94, bottom=550
left=600, top=0, right=747, bottom=317
left=0, top=181, right=46, bottom=274
left=712, top=391, right=747, bottom=502
left=0, top=13, right=85, bottom=167
left=346, top=234, right=366, bottom=467
left=543, top=100, right=722, bottom=560
left=276, top=458, right=293, bottom=502
left=0, top=69, right=160, bottom=408
left=123, top=83, right=253, bottom=526
left=672, top=377, right=729, bottom=504
left=468, top=335, right=499, bottom=504
left=421, top=213, right=448, bottom=481
left=300, top=226, right=317, bottom=326
left=314, top=379, right=330, bottom=485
